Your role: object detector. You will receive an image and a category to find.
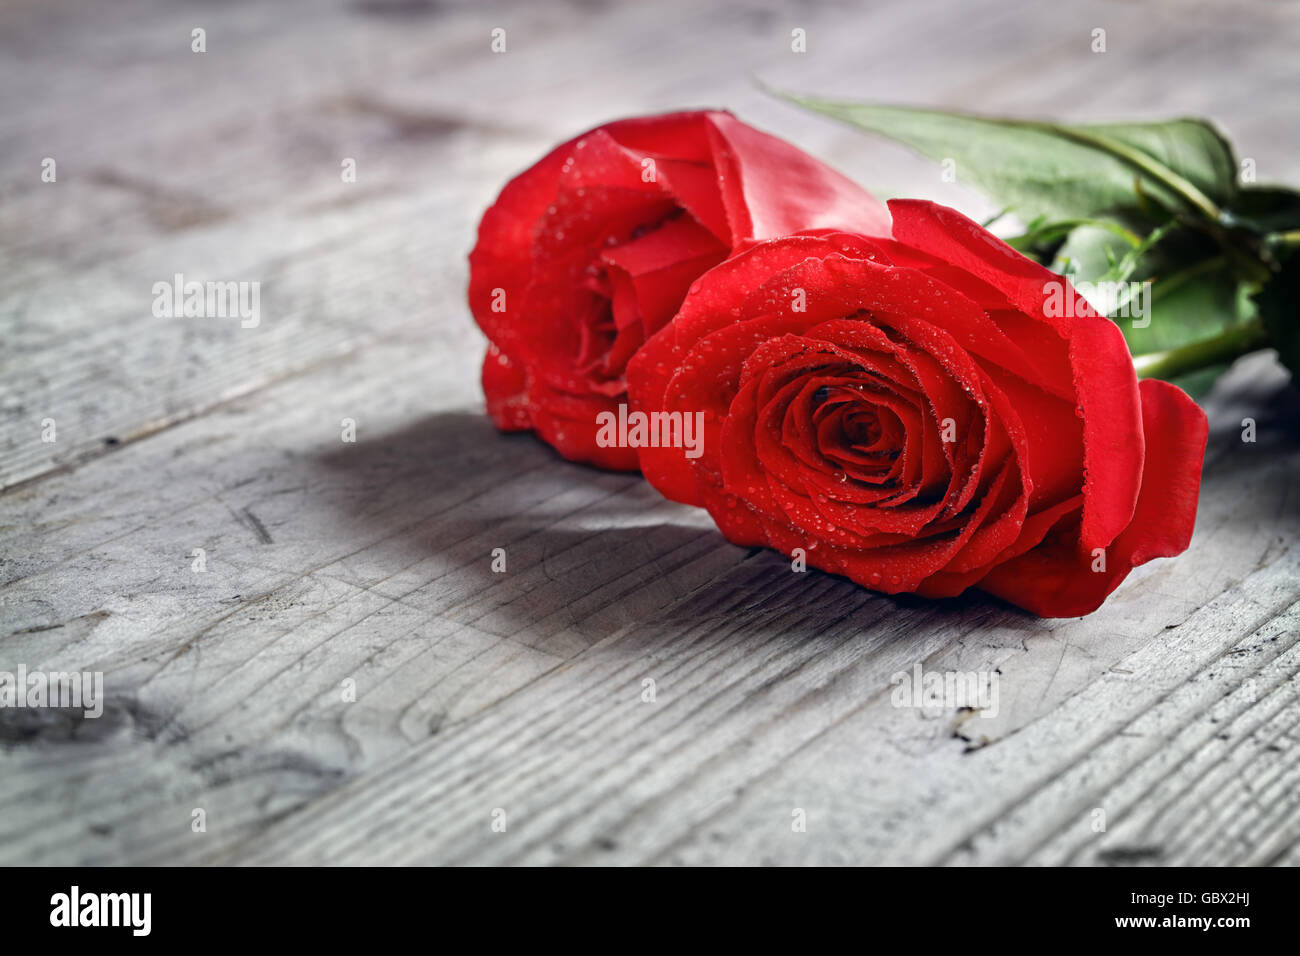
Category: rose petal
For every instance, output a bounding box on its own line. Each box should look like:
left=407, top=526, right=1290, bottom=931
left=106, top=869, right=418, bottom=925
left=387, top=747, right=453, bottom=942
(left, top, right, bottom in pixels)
left=977, top=378, right=1207, bottom=616
left=889, top=199, right=1145, bottom=553
left=705, top=112, right=892, bottom=241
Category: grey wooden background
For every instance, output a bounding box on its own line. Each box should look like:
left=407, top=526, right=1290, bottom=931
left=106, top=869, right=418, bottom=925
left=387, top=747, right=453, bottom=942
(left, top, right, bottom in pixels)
left=1, top=0, right=1297, bottom=865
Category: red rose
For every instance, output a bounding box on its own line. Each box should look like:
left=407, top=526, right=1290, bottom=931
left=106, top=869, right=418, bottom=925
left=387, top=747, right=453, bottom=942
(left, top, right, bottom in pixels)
left=626, top=200, right=1209, bottom=617
left=468, top=110, right=890, bottom=469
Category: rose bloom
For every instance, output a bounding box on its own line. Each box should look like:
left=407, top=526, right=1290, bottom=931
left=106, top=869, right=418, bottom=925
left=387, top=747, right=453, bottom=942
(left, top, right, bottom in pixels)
left=626, top=200, right=1209, bottom=617
left=467, top=110, right=889, bottom=469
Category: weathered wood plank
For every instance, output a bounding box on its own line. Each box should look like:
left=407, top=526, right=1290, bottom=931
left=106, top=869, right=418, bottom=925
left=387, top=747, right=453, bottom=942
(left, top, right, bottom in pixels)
left=0, top=319, right=739, bottom=863
left=1, top=329, right=1294, bottom=866
left=221, top=360, right=1300, bottom=865
left=1, top=0, right=1297, bottom=866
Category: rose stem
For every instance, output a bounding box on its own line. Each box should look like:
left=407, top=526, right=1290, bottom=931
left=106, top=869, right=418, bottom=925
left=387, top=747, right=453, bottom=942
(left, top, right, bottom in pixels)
left=1132, top=316, right=1270, bottom=381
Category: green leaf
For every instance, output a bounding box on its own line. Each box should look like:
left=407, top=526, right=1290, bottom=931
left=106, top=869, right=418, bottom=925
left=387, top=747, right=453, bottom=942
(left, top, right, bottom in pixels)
left=1133, top=315, right=1268, bottom=385
left=1086, top=121, right=1238, bottom=214
left=1223, top=185, right=1300, bottom=236
left=1028, top=217, right=1252, bottom=371
left=1003, top=218, right=1140, bottom=266
left=775, top=93, right=1237, bottom=228
left=1098, top=221, right=1176, bottom=284
left=1118, top=260, right=1247, bottom=357
left=1254, top=249, right=1300, bottom=382
left=1051, top=224, right=1134, bottom=281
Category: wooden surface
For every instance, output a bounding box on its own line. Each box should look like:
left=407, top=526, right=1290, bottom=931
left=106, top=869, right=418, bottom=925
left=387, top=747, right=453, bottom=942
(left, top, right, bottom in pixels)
left=1, top=0, right=1297, bottom=866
